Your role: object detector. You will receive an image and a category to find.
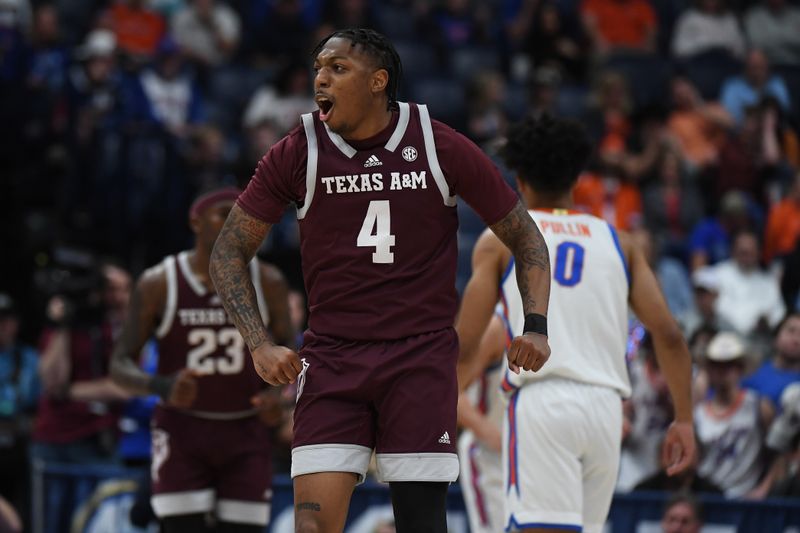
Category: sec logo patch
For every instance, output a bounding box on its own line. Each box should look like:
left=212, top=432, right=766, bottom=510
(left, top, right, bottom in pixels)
left=402, top=146, right=418, bottom=162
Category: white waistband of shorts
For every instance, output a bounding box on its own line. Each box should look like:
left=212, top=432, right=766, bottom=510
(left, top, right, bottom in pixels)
left=376, top=452, right=459, bottom=483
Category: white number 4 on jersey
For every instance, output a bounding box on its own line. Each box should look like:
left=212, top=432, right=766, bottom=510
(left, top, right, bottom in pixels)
left=357, top=200, right=396, bottom=264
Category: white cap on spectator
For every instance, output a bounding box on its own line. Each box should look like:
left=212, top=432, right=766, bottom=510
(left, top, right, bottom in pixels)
left=76, top=29, right=117, bottom=60
left=692, top=266, right=720, bottom=293
left=705, top=331, right=747, bottom=362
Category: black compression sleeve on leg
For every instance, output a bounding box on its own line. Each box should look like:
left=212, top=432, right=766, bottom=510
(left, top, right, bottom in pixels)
left=216, top=522, right=266, bottom=533
left=160, top=513, right=211, bottom=533
left=389, top=481, right=448, bottom=533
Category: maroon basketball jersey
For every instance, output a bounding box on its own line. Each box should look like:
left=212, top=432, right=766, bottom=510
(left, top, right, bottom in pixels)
left=238, top=102, right=517, bottom=341
left=155, top=251, right=268, bottom=414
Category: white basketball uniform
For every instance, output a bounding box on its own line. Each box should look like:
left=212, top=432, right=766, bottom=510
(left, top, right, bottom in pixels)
left=457, top=311, right=509, bottom=533
left=500, top=210, right=631, bottom=533
left=695, top=389, right=764, bottom=497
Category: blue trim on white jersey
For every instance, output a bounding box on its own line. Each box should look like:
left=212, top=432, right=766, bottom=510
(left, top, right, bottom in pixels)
left=501, top=258, right=515, bottom=285
left=505, top=516, right=582, bottom=532
left=606, top=223, right=630, bottom=286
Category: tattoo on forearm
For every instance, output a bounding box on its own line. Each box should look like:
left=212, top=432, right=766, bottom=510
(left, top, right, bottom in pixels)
left=210, top=207, right=272, bottom=352
left=490, top=201, right=550, bottom=313
left=296, top=502, right=321, bottom=512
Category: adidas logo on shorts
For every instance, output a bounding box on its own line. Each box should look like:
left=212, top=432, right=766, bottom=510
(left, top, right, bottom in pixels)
left=438, top=431, right=451, bottom=445
left=364, top=154, right=383, bottom=167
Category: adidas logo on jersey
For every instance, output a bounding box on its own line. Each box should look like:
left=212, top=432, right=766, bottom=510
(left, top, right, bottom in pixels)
left=364, top=154, right=383, bottom=167
left=438, top=431, right=451, bottom=445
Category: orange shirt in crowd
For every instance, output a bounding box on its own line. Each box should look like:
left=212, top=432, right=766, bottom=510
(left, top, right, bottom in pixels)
left=572, top=172, right=643, bottom=230
left=764, top=198, right=800, bottom=263
left=581, top=0, right=657, bottom=48
left=107, top=3, right=165, bottom=57
left=669, top=111, right=722, bottom=167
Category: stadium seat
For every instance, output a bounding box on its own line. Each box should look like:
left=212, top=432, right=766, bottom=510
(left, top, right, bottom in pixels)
left=556, top=83, right=590, bottom=119
left=503, top=82, right=529, bottom=120
left=375, top=4, right=418, bottom=40
left=410, top=78, right=466, bottom=129
left=602, top=52, right=671, bottom=109
left=679, top=49, right=743, bottom=101
left=393, top=40, right=439, bottom=81
left=448, top=46, right=501, bottom=82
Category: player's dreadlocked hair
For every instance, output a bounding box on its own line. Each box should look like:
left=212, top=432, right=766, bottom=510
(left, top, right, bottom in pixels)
left=311, top=28, right=403, bottom=108
left=499, top=114, right=593, bottom=194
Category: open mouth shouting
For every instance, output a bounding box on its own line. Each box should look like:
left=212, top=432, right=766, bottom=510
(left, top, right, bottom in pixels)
left=316, top=93, right=334, bottom=122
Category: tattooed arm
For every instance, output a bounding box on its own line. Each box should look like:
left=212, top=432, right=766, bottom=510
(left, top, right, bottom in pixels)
left=489, top=200, right=551, bottom=373
left=210, top=205, right=302, bottom=385
left=489, top=200, right=550, bottom=317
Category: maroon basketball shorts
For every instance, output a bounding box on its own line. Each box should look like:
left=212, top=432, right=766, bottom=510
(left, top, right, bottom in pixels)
left=291, top=327, right=459, bottom=483
left=150, top=407, right=272, bottom=526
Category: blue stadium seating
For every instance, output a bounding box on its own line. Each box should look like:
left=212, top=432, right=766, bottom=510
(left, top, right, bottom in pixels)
left=678, top=48, right=743, bottom=101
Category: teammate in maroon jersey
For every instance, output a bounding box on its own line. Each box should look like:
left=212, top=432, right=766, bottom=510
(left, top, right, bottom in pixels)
left=110, top=187, right=296, bottom=533
left=209, top=29, right=552, bottom=533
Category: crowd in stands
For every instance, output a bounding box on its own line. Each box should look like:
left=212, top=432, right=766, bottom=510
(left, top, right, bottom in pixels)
left=1, top=0, right=800, bottom=531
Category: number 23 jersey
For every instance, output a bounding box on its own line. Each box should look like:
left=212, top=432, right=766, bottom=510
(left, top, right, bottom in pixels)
left=155, top=251, right=269, bottom=413
left=238, top=102, right=517, bottom=341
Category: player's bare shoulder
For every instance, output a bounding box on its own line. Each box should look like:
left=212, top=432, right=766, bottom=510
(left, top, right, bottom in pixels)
left=135, top=260, right=169, bottom=315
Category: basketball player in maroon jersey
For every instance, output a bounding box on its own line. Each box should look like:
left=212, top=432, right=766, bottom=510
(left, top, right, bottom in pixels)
left=110, top=187, right=296, bottom=533
left=209, top=29, right=552, bottom=533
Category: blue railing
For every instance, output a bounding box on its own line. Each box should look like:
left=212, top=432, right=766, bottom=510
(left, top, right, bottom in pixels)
left=31, top=461, right=800, bottom=533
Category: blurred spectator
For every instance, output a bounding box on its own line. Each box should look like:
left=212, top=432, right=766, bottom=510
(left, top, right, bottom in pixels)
left=745, top=382, right=800, bottom=498
left=671, top=0, right=745, bottom=60
left=680, top=267, right=734, bottom=339
left=764, top=173, right=800, bottom=265
left=782, top=238, right=800, bottom=311
left=573, top=162, right=643, bottom=230
left=135, top=35, right=205, bottom=138
left=743, top=311, right=800, bottom=409
left=712, top=230, right=785, bottom=338
left=633, top=228, right=694, bottom=319
left=243, top=62, right=315, bottom=136
left=527, top=66, right=561, bottom=117
left=171, top=0, right=241, bottom=69
left=30, top=262, right=132, bottom=467
left=687, top=189, right=751, bottom=271
left=694, top=331, right=773, bottom=498
left=720, top=49, right=790, bottom=128
left=0, top=294, right=39, bottom=532
left=235, top=118, right=282, bottom=188
left=517, top=1, right=588, bottom=83
left=634, top=434, right=723, bottom=493
left=584, top=70, right=632, bottom=156
left=249, top=0, right=313, bottom=68
left=642, top=149, right=705, bottom=258
left=100, top=0, right=166, bottom=64
left=618, top=334, right=675, bottom=491
left=184, top=124, right=235, bottom=191
left=322, top=0, right=376, bottom=30
left=580, top=0, right=658, bottom=57
left=429, top=0, right=492, bottom=50
left=744, top=0, right=800, bottom=67
left=659, top=492, right=703, bottom=533
left=465, top=69, right=508, bottom=148
left=667, top=75, right=733, bottom=169
left=27, top=3, right=69, bottom=95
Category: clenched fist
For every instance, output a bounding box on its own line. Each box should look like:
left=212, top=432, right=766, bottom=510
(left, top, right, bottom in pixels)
left=252, top=344, right=303, bottom=386
left=507, top=332, right=550, bottom=373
